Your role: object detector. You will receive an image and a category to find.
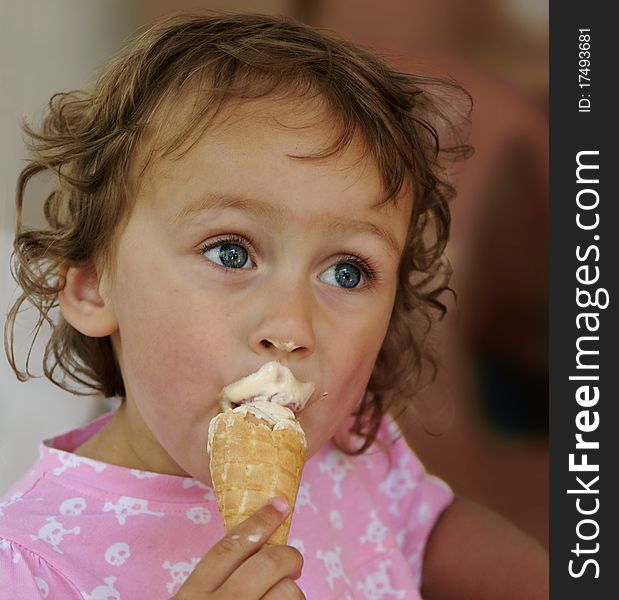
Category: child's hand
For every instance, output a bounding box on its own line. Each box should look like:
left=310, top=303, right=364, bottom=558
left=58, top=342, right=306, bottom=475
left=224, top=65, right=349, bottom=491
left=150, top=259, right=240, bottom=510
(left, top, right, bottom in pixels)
left=171, top=497, right=305, bottom=599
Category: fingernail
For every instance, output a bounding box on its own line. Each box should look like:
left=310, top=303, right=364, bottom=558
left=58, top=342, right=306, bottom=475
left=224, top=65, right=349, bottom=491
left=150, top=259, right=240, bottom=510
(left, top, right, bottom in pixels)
left=270, top=497, right=290, bottom=515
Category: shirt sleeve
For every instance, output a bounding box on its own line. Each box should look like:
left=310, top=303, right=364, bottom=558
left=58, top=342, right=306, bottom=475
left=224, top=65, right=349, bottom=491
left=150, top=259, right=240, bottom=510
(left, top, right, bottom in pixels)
left=398, top=459, right=454, bottom=587
left=371, top=428, right=454, bottom=587
left=0, top=537, right=82, bottom=599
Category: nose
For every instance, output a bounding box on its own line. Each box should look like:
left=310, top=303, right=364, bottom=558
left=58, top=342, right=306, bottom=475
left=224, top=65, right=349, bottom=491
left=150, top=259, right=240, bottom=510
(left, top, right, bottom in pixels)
left=248, top=279, right=316, bottom=360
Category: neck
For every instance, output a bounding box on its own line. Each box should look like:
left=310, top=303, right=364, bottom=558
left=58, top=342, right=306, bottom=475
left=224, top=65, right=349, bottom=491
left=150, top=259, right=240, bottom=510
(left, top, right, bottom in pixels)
left=74, top=401, right=185, bottom=476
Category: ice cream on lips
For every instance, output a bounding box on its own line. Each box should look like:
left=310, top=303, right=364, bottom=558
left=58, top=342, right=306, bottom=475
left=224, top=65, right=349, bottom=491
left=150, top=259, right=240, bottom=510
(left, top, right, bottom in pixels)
left=219, top=360, right=315, bottom=414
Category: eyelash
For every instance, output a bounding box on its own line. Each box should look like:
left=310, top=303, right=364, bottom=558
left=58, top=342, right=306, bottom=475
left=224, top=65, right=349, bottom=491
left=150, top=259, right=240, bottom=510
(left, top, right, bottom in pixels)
left=198, top=235, right=380, bottom=289
left=199, top=234, right=258, bottom=266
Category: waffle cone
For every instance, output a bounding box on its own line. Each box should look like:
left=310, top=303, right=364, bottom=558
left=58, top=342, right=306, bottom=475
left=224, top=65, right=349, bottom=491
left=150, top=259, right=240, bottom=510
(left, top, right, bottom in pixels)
left=209, top=410, right=306, bottom=546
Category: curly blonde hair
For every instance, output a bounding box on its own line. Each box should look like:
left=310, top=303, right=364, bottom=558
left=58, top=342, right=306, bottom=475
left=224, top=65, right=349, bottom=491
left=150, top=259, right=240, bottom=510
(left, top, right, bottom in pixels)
left=4, top=12, right=471, bottom=454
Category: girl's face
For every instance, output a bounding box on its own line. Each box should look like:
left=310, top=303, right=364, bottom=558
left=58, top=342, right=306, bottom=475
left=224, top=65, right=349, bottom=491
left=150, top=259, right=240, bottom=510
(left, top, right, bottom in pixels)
left=101, top=98, right=412, bottom=483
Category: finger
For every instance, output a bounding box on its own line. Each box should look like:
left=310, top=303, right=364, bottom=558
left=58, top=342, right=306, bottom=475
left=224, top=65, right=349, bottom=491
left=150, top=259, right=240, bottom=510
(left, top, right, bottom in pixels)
left=218, top=545, right=304, bottom=598
left=179, top=497, right=290, bottom=594
left=261, top=577, right=306, bottom=600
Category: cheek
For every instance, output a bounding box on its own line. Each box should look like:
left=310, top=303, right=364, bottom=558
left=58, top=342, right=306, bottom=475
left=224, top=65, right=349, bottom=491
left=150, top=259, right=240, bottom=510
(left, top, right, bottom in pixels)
left=110, top=257, right=234, bottom=409
left=326, top=293, right=394, bottom=372
left=303, top=297, right=395, bottom=452
left=305, top=326, right=387, bottom=452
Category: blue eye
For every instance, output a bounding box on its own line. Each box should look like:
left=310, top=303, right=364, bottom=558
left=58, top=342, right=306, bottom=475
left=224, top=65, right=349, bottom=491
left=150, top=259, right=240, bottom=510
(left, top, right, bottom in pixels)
left=319, top=262, right=363, bottom=289
left=202, top=240, right=253, bottom=269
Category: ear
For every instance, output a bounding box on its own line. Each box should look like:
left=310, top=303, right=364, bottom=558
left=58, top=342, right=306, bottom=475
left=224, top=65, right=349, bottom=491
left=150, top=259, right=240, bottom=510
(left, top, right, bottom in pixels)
left=58, top=264, right=118, bottom=337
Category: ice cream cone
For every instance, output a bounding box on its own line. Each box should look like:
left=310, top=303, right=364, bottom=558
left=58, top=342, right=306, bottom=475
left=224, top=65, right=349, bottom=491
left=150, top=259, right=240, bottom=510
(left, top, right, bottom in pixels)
left=208, top=408, right=307, bottom=546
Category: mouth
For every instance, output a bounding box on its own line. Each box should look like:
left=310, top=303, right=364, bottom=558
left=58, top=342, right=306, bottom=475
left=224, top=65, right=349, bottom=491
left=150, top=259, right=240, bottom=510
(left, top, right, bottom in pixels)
left=226, top=394, right=306, bottom=416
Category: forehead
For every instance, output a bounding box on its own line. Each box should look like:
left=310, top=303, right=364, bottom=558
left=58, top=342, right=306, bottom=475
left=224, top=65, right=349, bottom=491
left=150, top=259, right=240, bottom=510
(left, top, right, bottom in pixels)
left=148, top=93, right=368, bottom=176
left=137, top=94, right=412, bottom=233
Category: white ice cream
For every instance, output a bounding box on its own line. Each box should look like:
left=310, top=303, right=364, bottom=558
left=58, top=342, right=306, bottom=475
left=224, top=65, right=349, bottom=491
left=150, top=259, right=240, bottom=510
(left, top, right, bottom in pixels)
left=220, top=361, right=315, bottom=413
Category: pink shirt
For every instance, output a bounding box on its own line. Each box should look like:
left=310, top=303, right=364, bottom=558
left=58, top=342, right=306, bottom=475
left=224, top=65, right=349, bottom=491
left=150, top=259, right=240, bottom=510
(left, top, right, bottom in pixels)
left=0, top=411, right=452, bottom=599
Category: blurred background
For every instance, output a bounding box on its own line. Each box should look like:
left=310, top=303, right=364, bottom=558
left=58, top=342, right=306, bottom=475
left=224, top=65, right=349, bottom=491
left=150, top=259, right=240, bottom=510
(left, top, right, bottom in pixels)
left=1, top=0, right=548, bottom=546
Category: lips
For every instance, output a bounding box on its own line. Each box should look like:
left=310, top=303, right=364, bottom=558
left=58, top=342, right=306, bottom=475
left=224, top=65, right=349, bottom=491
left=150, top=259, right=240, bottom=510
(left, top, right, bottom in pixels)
left=228, top=394, right=303, bottom=414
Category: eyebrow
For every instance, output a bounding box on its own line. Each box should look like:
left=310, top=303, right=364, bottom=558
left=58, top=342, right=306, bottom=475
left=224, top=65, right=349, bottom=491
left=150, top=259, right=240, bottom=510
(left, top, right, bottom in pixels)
left=172, top=193, right=281, bottom=223
left=171, top=192, right=402, bottom=257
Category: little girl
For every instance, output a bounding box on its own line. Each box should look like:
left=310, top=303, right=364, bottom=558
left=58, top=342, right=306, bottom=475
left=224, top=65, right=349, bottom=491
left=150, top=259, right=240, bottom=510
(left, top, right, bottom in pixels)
left=1, top=13, right=547, bottom=599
